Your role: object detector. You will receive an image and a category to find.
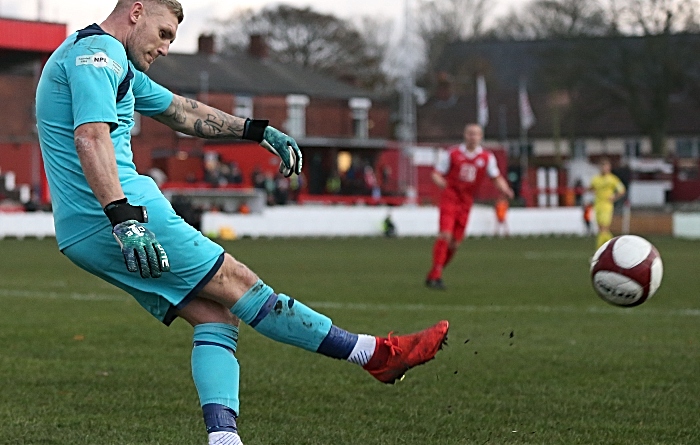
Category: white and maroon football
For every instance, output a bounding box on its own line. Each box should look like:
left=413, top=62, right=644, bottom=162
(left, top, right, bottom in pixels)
left=590, top=235, right=663, bottom=307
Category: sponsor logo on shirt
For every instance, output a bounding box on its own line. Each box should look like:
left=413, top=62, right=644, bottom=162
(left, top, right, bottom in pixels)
left=76, top=52, right=123, bottom=76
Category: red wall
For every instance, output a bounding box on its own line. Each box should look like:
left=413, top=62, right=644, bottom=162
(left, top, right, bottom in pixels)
left=0, top=75, right=38, bottom=137
left=369, top=107, right=391, bottom=139
left=253, top=96, right=287, bottom=129
left=307, top=98, right=349, bottom=136
left=207, top=142, right=280, bottom=186
left=0, top=19, right=66, bottom=52
left=0, top=143, right=37, bottom=184
left=672, top=159, right=700, bottom=202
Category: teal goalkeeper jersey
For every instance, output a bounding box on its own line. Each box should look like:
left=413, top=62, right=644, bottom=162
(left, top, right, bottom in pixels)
left=36, top=24, right=173, bottom=250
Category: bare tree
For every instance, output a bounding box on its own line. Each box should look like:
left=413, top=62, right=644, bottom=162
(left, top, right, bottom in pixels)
left=219, top=5, right=389, bottom=91
left=491, top=0, right=610, bottom=39
left=353, top=16, right=396, bottom=91
left=611, top=0, right=700, bottom=34
left=417, top=0, right=493, bottom=74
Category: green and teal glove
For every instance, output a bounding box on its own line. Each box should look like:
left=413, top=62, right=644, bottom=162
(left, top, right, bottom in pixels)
left=104, top=199, right=170, bottom=278
left=243, top=119, right=302, bottom=177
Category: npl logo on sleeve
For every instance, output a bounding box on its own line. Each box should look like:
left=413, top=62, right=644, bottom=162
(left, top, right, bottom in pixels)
left=76, top=52, right=123, bottom=76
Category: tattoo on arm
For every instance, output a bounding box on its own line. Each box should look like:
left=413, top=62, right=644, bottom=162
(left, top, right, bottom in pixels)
left=194, top=112, right=245, bottom=139
left=155, top=94, right=246, bottom=139
left=194, top=114, right=225, bottom=138
left=159, top=97, right=187, bottom=125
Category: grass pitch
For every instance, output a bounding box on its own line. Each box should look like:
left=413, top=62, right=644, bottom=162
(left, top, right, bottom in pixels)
left=1, top=236, right=699, bottom=444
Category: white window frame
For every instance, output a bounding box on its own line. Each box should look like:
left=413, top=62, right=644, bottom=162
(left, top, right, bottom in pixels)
left=572, top=139, right=586, bottom=159
left=285, top=94, right=309, bottom=138
left=234, top=95, right=254, bottom=119
left=349, top=97, right=372, bottom=139
left=675, top=138, right=699, bottom=158
left=624, top=139, right=641, bottom=159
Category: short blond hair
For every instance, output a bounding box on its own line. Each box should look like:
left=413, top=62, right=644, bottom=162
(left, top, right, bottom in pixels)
left=464, top=123, right=483, bottom=132
left=116, top=0, right=184, bottom=23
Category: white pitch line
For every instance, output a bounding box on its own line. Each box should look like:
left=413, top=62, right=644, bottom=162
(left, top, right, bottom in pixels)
left=302, top=302, right=700, bottom=317
left=2, top=288, right=699, bottom=318
left=0, top=288, right=129, bottom=302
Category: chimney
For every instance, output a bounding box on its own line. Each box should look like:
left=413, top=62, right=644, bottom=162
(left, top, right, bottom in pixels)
left=248, top=34, right=269, bottom=59
left=198, top=34, right=216, bottom=55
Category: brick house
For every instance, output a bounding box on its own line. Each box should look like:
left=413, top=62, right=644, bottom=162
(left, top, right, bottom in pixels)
left=138, top=35, right=395, bottom=197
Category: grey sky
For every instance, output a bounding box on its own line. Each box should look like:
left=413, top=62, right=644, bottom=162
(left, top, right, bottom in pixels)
left=0, top=0, right=520, bottom=53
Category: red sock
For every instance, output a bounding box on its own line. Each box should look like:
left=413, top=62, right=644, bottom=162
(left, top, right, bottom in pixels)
left=427, top=238, right=449, bottom=280
left=444, top=247, right=456, bottom=267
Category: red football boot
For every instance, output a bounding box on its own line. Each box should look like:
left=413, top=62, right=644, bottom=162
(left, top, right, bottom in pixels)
left=363, top=320, right=449, bottom=384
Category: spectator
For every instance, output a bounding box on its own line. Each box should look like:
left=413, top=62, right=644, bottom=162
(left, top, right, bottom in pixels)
left=383, top=213, right=397, bottom=237
left=326, top=171, right=341, bottom=194
left=263, top=172, right=276, bottom=205
left=204, top=158, right=222, bottom=187
left=273, top=173, right=290, bottom=205
left=573, top=178, right=584, bottom=206
left=227, top=162, right=243, bottom=185
left=583, top=200, right=594, bottom=236
left=218, top=163, right=232, bottom=185
left=381, top=165, right=393, bottom=194
left=252, top=166, right=266, bottom=190
left=344, top=162, right=362, bottom=194
left=494, top=197, right=509, bottom=237
left=364, top=164, right=381, bottom=200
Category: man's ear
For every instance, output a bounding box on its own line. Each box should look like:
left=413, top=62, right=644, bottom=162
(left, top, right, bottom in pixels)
left=129, top=2, right=145, bottom=24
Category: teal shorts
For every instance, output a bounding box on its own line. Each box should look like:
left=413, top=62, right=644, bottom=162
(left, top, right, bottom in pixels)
left=63, top=194, right=225, bottom=325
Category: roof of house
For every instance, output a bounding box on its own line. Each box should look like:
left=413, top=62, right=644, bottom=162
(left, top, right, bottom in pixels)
left=436, top=34, right=700, bottom=93
left=146, top=51, right=375, bottom=100
left=418, top=90, right=700, bottom=142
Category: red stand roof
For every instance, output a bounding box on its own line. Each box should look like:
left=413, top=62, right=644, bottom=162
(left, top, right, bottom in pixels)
left=0, top=18, right=66, bottom=53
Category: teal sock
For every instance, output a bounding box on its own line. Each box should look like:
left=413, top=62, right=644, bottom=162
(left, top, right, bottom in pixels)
left=231, top=280, right=332, bottom=352
left=191, top=323, right=240, bottom=415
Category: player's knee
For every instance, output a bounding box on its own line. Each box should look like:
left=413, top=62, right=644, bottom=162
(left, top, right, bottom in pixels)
left=178, top=297, right=240, bottom=327
left=218, top=254, right=258, bottom=288
left=199, top=253, right=260, bottom=307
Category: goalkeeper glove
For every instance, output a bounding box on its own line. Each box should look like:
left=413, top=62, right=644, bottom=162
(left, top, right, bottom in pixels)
left=243, top=119, right=302, bottom=177
left=104, top=198, right=170, bottom=278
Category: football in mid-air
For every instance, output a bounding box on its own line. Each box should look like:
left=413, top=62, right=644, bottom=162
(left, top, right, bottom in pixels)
left=590, top=235, right=663, bottom=307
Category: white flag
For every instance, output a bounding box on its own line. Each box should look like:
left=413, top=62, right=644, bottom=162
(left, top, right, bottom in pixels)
left=519, top=81, right=536, bottom=131
left=476, top=75, right=489, bottom=128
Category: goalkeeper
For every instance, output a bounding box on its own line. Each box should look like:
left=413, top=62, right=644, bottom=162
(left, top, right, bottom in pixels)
left=589, top=158, right=626, bottom=249
left=35, top=1, right=448, bottom=444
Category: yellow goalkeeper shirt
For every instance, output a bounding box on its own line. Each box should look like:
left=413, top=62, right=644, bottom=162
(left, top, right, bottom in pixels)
left=590, top=173, right=625, bottom=207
